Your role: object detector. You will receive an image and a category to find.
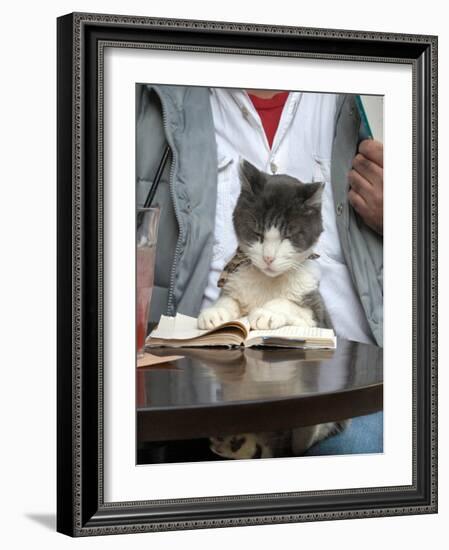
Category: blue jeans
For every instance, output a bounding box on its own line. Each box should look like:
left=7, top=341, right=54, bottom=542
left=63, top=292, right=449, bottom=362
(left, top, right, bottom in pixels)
left=303, top=412, right=383, bottom=456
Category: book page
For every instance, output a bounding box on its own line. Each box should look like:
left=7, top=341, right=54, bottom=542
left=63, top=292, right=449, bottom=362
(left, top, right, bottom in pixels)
left=149, top=314, right=205, bottom=340
left=147, top=314, right=250, bottom=342
left=247, top=325, right=335, bottom=340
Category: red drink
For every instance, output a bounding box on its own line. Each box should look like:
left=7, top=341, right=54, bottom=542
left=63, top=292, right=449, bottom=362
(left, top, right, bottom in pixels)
left=136, top=246, right=155, bottom=353
left=136, top=207, right=160, bottom=358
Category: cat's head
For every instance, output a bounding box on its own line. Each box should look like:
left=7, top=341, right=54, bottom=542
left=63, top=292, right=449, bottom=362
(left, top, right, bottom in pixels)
left=233, top=159, right=324, bottom=278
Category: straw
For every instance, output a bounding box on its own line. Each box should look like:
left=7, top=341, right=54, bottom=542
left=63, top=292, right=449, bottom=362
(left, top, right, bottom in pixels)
left=137, top=144, right=170, bottom=227
left=144, top=145, right=171, bottom=208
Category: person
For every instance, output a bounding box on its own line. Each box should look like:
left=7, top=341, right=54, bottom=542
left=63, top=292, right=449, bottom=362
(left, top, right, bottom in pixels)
left=136, top=84, right=383, bottom=455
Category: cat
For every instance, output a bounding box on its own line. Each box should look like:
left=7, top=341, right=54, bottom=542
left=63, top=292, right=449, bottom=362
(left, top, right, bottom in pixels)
left=198, top=158, right=331, bottom=333
left=198, top=158, right=347, bottom=459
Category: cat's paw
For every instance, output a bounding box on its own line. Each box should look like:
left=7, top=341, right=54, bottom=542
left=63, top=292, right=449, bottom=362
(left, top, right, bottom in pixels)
left=290, top=313, right=316, bottom=328
left=210, top=434, right=270, bottom=459
left=198, top=307, right=232, bottom=329
left=248, top=308, right=287, bottom=330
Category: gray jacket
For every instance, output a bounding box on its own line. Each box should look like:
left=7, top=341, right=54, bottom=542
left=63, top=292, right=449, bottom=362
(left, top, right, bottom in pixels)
left=136, top=85, right=383, bottom=346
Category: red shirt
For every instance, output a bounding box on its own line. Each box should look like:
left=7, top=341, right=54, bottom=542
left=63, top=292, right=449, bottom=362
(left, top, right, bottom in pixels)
left=248, top=91, right=289, bottom=149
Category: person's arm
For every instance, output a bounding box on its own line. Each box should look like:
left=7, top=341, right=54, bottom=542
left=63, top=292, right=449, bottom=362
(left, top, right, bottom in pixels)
left=347, top=139, right=383, bottom=235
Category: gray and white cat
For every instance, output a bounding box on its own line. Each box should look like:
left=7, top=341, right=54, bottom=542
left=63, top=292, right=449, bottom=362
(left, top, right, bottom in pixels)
left=198, top=159, right=347, bottom=459
left=199, top=159, right=331, bottom=332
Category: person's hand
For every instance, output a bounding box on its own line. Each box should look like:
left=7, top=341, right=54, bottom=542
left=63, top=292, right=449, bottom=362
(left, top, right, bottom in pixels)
left=348, top=139, right=383, bottom=234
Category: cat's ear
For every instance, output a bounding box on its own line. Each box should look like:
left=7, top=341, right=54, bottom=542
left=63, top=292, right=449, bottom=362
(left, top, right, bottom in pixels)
left=303, top=182, right=324, bottom=208
left=239, top=158, right=266, bottom=194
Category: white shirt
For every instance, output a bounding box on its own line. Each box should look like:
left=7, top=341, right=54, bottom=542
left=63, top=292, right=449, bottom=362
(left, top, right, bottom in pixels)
left=201, top=88, right=374, bottom=345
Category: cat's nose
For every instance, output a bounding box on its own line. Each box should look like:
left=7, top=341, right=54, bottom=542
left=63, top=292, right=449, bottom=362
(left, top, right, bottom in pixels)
left=263, top=255, right=274, bottom=265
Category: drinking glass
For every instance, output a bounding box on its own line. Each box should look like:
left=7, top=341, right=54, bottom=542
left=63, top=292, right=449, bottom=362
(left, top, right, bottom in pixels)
left=136, top=207, right=160, bottom=358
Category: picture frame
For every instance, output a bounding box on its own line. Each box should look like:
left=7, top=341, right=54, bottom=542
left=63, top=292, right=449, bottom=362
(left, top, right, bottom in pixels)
left=57, top=12, right=438, bottom=536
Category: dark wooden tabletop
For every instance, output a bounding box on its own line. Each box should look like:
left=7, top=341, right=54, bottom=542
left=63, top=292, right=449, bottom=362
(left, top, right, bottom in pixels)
left=137, top=338, right=383, bottom=442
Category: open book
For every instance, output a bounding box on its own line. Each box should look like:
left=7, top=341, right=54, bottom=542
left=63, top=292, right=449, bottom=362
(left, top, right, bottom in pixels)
left=145, top=313, right=336, bottom=350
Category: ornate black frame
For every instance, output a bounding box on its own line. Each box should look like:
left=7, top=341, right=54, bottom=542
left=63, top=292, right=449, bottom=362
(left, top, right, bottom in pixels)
left=57, top=12, right=438, bottom=536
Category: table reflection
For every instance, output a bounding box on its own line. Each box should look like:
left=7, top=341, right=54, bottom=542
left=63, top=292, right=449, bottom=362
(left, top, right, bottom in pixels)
left=137, top=339, right=383, bottom=410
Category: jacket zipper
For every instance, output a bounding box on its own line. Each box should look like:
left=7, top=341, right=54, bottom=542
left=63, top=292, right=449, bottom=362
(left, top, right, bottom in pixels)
left=152, top=87, right=183, bottom=316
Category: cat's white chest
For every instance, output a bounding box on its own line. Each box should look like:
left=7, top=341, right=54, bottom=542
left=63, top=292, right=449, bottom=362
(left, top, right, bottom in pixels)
left=225, top=262, right=319, bottom=314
